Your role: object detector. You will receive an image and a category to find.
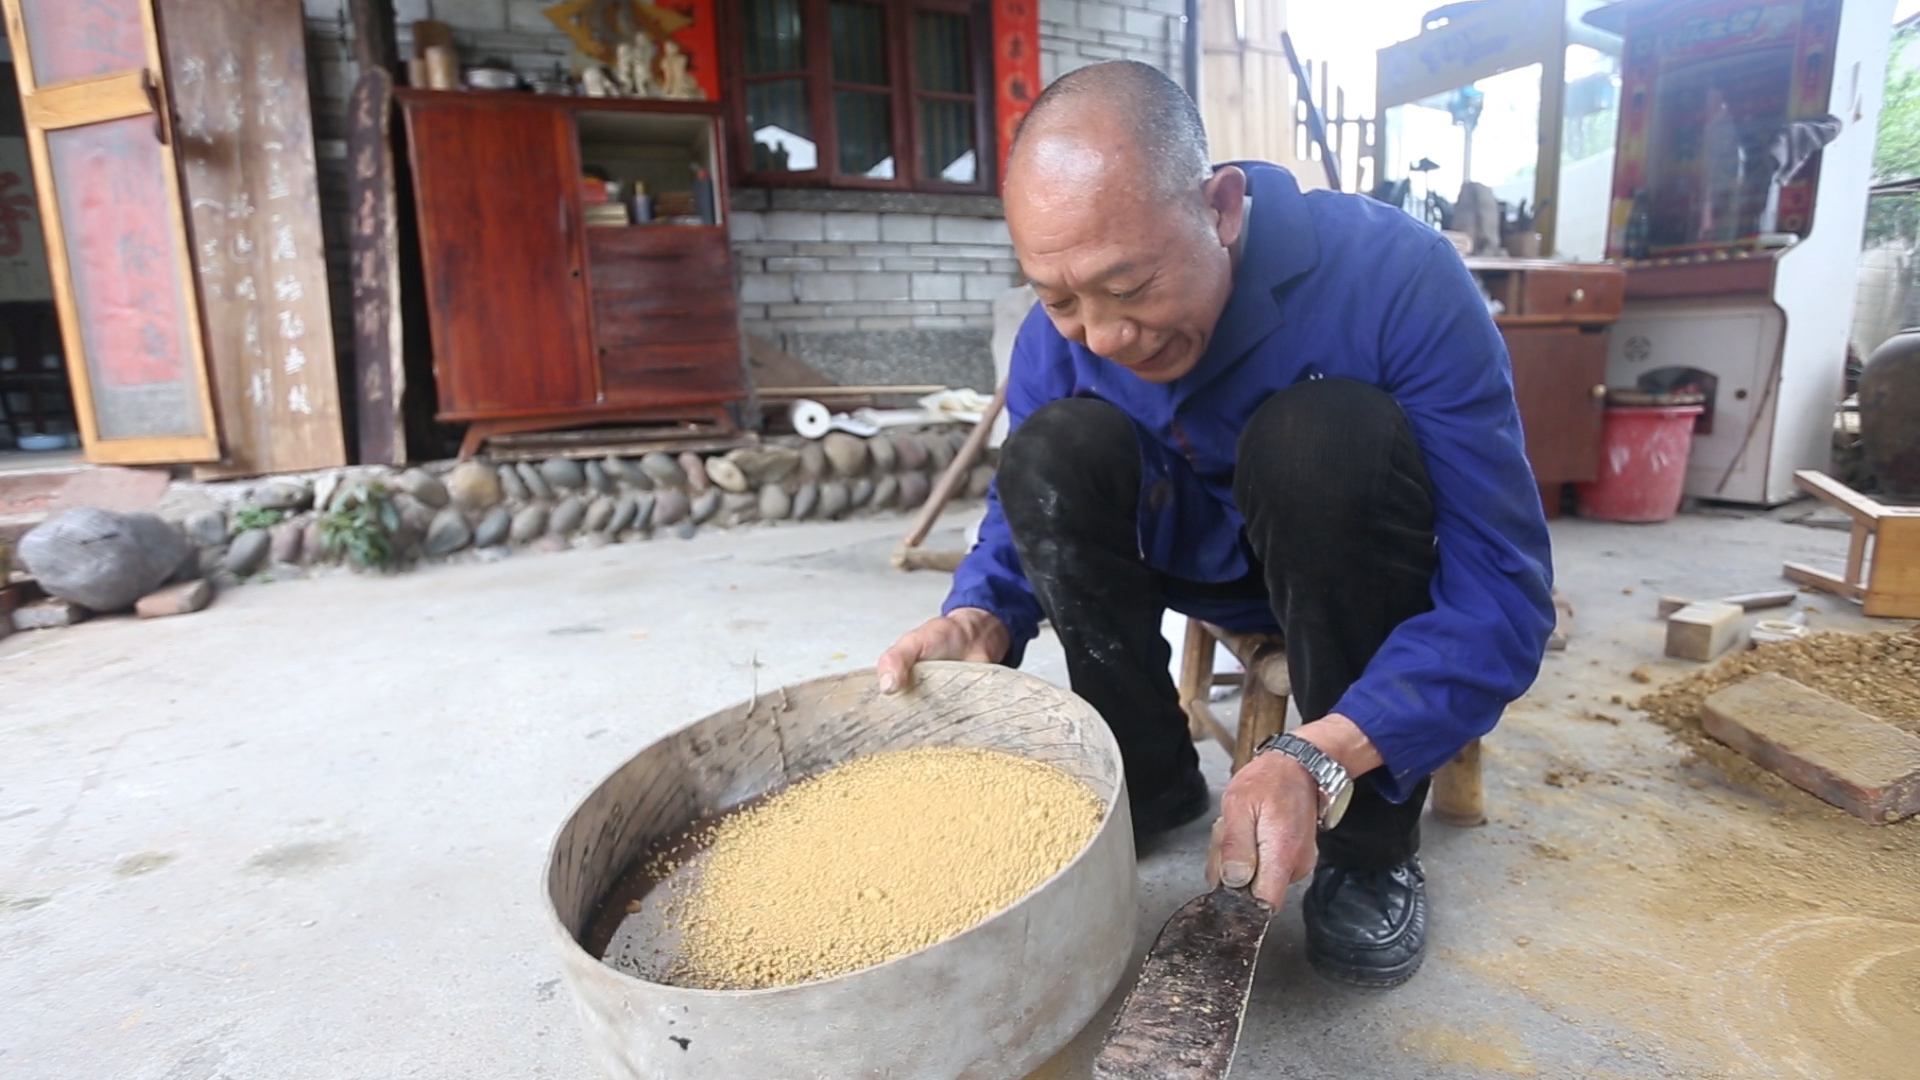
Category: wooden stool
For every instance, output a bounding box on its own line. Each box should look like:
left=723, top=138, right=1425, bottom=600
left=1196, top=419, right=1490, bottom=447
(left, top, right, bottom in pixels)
left=1175, top=616, right=1487, bottom=825
left=1782, top=469, right=1920, bottom=618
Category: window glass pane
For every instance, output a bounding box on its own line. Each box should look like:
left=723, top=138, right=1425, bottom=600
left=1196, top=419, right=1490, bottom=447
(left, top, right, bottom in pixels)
left=741, top=0, right=805, bottom=75
left=835, top=90, right=894, bottom=178
left=748, top=79, right=818, bottom=171
left=19, top=0, right=145, bottom=86
left=831, top=2, right=888, bottom=87
left=914, top=11, right=970, bottom=94
left=920, top=99, right=976, bottom=183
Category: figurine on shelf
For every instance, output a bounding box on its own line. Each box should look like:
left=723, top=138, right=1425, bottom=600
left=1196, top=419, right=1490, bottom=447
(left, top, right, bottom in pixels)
left=659, top=40, right=703, bottom=100
left=581, top=61, right=616, bottom=98
left=615, top=33, right=657, bottom=97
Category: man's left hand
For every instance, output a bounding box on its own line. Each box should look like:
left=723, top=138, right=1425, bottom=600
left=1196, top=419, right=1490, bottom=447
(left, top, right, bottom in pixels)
left=1206, top=750, right=1319, bottom=909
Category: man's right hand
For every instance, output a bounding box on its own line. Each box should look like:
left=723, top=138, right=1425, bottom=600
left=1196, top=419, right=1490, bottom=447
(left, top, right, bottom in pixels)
left=877, top=607, right=1011, bottom=694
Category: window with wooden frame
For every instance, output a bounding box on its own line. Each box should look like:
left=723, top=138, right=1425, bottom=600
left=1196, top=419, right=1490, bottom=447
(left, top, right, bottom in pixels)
left=725, top=0, right=994, bottom=193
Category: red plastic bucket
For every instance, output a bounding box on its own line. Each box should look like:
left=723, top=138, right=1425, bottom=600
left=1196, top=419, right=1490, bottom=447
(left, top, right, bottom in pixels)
left=1575, top=405, right=1704, bottom=523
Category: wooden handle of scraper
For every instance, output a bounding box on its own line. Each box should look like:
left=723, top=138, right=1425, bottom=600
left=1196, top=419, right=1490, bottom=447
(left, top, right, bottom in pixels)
left=899, top=381, right=1008, bottom=552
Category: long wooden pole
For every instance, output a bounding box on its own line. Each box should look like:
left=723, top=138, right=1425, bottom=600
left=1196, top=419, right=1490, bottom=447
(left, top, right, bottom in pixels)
left=891, top=382, right=1008, bottom=569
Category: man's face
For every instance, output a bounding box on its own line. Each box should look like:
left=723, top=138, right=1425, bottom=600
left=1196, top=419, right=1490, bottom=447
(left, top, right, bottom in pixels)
left=1006, top=152, right=1246, bottom=384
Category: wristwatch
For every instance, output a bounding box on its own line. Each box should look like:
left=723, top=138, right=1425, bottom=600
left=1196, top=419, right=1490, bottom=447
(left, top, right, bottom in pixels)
left=1254, top=732, right=1354, bottom=831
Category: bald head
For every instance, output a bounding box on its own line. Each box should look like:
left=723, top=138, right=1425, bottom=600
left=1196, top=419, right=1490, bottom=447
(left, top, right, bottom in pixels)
left=1008, top=60, right=1212, bottom=206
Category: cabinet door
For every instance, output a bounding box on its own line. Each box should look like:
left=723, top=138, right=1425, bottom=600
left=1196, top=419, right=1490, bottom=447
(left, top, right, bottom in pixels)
left=1506, top=326, right=1608, bottom=484
left=586, top=226, right=742, bottom=406
left=3, top=0, right=220, bottom=463
left=402, top=99, right=593, bottom=418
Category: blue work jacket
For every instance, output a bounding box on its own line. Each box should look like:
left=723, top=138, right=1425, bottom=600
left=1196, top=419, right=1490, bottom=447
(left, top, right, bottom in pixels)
left=944, top=163, right=1555, bottom=801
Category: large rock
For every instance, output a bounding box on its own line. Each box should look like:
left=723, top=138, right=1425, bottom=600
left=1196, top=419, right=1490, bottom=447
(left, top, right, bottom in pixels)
left=893, top=433, right=929, bottom=471
left=639, top=452, right=686, bottom=488
left=396, top=468, right=449, bottom=508
left=223, top=529, right=271, bottom=576
left=792, top=482, right=819, bottom=520
left=422, top=509, right=471, bottom=556
left=679, top=451, right=710, bottom=493
left=850, top=478, right=874, bottom=508
left=585, top=496, right=615, bottom=533
left=871, top=474, right=899, bottom=509
left=270, top=519, right=305, bottom=565
left=393, top=492, right=437, bottom=536
left=447, top=461, right=503, bottom=510
left=868, top=434, right=898, bottom=472
left=631, top=492, right=657, bottom=531
left=540, top=457, right=585, bottom=491
left=608, top=495, right=638, bottom=534
left=758, top=484, right=792, bottom=520
left=799, top=442, right=828, bottom=480
left=510, top=505, right=549, bottom=544
left=729, top=445, right=801, bottom=485
left=19, top=509, right=194, bottom=612
left=653, top=489, right=690, bottom=527
left=184, top=508, right=228, bottom=547
left=823, top=432, right=868, bottom=476
left=818, top=481, right=849, bottom=520
left=722, top=492, right=758, bottom=522
left=923, top=433, right=956, bottom=472
left=690, top=489, right=721, bottom=524
left=302, top=518, right=328, bottom=564
left=252, top=480, right=311, bottom=512
left=705, top=456, right=749, bottom=494
left=898, top=471, right=931, bottom=509
left=516, top=461, right=554, bottom=500
left=604, top=455, right=652, bottom=490
left=584, top=459, right=614, bottom=496
left=474, top=506, right=512, bottom=547
left=549, top=496, right=586, bottom=535
left=498, top=464, right=531, bottom=503
left=967, top=464, right=996, bottom=499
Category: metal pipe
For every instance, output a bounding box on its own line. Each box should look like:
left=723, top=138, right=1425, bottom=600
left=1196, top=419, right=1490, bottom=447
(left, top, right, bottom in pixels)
left=1183, top=0, right=1200, bottom=98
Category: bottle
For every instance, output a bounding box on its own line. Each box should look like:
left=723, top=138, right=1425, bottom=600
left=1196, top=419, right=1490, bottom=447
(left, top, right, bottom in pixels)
left=1624, top=189, right=1651, bottom=260
left=691, top=166, right=715, bottom=226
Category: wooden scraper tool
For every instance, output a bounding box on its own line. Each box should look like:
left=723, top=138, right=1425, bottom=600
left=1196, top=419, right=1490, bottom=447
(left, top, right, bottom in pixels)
left=1092, top=886, right=1272, bottom=1080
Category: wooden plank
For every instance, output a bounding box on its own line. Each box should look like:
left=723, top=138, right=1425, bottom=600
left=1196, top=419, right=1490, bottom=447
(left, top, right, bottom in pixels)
left=160, top=0, right=346, bottom=477
left=599, top=343, right=742, bottom=401
left=1862, top=516, right=1920, bottom=619
left=347, top=68, right=405, bottom=464
left=1783, top=560, right=1864, bottom=601
left=20, top=69, right=151, bottom=128
left=1179, top=619, right=1215, bottom=743
left=1794, top=469, right=1884, bottom=526
left=1702, top=673, right=1920, bottom=824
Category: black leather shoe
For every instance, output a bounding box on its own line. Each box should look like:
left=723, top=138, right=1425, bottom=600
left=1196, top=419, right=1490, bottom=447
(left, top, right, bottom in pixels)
left=1302, top=857, right=1428, bottom=987
left=1129, top=764, right=1209, bottom=838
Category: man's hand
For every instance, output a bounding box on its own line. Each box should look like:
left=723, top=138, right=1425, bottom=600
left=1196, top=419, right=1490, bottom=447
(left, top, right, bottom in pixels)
left=876, top=607, right=1010, bottom=694
left=1206, top=750, right=1320, bottom=909
left=1206, top=714, right=1386, bottom=909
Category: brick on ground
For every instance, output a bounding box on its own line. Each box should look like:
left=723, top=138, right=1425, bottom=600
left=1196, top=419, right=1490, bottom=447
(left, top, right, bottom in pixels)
left=1702, top=672, right=1920, bottom=824
left=135, top=578, right=212, bottom=619
left=1665, top=600, right=1743, bottom=661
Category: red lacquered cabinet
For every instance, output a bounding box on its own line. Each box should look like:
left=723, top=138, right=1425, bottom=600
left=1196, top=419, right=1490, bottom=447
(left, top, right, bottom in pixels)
left=397, top=91, right=744, bottom=455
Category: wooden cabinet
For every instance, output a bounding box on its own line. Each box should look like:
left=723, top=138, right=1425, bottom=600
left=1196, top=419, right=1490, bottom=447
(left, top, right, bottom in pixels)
left=1466, top=258, right=1627, bottom=510
left=398, top=91, right=743, bottom=455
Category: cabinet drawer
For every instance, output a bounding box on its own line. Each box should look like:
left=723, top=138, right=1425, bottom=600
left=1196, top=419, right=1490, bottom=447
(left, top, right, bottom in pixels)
left=600, top=343, right=741, bottom=402
left=1515, top=268, right=1624, bottom=321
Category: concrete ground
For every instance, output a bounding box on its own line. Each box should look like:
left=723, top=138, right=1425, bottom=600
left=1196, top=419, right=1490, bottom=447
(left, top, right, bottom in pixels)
left=2, top=508, right=1915, bottom=1079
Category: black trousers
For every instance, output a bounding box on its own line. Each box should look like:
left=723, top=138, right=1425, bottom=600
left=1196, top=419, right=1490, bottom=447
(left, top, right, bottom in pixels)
left=997, top=379, right=1439, bottom=869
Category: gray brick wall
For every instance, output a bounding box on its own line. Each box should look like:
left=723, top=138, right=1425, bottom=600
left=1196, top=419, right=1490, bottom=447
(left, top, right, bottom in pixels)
left=1039, top=0, right=1187, bottom=85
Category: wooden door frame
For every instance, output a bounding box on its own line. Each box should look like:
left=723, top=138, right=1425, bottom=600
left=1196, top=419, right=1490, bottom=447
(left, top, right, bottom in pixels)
left=0, top=0, right=220, bottom=464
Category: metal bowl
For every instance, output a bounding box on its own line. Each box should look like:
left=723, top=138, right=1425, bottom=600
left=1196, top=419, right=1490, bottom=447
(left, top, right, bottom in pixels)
left=545, top=663, right=1136, bottom=1079
left=463, top=67, right=519, bottom=91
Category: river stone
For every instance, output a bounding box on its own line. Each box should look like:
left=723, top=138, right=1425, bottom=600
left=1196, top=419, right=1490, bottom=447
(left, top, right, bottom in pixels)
left=679, top=452, right=710, bottom=493
left=312, top=472, right=342, bottom=515
left=872, top=474, right=899, bottom=509
left=868, top=434, right=897, bottom=472
left=705, top=456, right=749, bottom=494
left=549, top=496, right=586, bottom=535
left=21, top=509, right=195, bottom=611
left=531, top=535, right=569, bottom=554
left=184, top=508, right=228, bottom=547
left=302, top=518, right=328, bottom=564
left=498, top=464, right=531, bottom=502
left=474, top=506, right=511, bottom=547
left=898, top=471, right=931, bottom=509
left=585, top=496, right=615, bottom=533
left=850, top=478, right=874, bottom=508
left=516, top=462, right=554, bottom=500
left=967, top=464, right=996, bottom=499
left=640, top=451, right=686, bottom=487
left=447, top=462, right=502, bottom=510
left=608, top=495, right=638, bottom=534
left=730, top=445, right=801, bottom=484
left=541, top=457, right=585, bottom=491
left=792, top=482, right=819, bottom=520
left=583, top=459, right=614, bottom=496
left=223, top=529, right=271, bottom=576
left=510, top=505, right=548, bottom=543
left=604, top=455, right=651, bottom=490
left=690, top=488, right=721, bottom=524
left=722, top=492, right=758, bottom=523
left=396, top=468, right=449, bottom=508
left=675, top=519, right=698, bottom=539
left=822, top=432, right=868, bottom=476
left=424, top=508, right=472, bottom=556
left=252, top=480, right=311, bottom=512
left=758, top=484, right=792, bottom=520
left=923, top=433, right=955, bottom=472
left=653, top=489, right=690, bottom=526
left=393, top=492, right=436, bottom=536
left=818, top=481, right=849, bottom=520
left=799, top=442, right=828, bottom=480
left=893, top=433, right=929, bottom=471
left=632, top=492, right=657, bottom=531
left=270, top=519, right=304, bottom=565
